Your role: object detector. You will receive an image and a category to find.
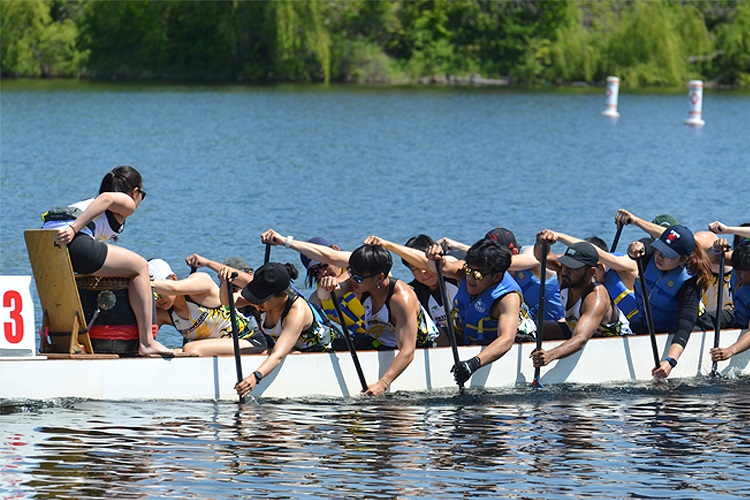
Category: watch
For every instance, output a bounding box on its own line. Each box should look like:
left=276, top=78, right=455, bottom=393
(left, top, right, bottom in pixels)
left=253, top=371, right=264, bottom=383
left=665, top=357, right=677, bottom=368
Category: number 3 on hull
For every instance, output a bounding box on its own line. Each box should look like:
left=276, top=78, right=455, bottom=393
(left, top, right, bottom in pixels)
left=0, top=276, right=36, bottom=357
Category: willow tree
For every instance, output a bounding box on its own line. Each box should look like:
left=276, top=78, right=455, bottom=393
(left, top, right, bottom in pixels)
left=0, top=0, right=88, bottom=77
left=271, top=0, right=331, bottom=83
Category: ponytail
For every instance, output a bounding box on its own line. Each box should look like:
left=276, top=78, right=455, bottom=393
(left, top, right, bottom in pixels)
left=99, top=166, right=143, bottom=194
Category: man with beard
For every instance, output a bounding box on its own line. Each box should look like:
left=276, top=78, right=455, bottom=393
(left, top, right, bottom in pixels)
left=530, top=230, right=632, bottom=369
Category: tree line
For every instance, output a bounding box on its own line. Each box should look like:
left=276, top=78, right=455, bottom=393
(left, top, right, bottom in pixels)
left=2, top=0, right=749, bottom=88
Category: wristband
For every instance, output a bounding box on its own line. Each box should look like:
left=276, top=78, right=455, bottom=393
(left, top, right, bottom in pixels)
left=253, top=371, right=264, bottom=383
left=285, top=236, right=294, bottom=248
left=665, top=357, right=677, bottom=368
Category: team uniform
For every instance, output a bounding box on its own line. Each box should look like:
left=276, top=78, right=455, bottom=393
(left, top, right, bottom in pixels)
left=258, top=290, right=334, bottom=352
left=360, top=279, right=440, bottom=349
left=41, top=198, right=122, bottom=273
left=169, top=297, right=266, bottom=350
left=409, top=279, right=459, bottom=334
left=559, top=282, right=632, bottom=338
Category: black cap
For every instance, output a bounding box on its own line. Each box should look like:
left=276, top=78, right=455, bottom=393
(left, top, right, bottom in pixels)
left=557, top=242, right=599, bottom=269
left=241, top=263, right=290, bottom=304
left=484, top=227, right=519, bottom=254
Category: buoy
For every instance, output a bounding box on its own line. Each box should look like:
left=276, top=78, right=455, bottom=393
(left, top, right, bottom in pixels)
left=602, top=76, right=620, bottom=118
left=684, top=80, right=705, bottom=127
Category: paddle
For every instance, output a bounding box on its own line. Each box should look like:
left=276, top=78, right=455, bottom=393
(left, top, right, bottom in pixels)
left=435, top=258, right=463, bottom=394
left=711, top=250, right=726, bottom=377
left=225, top=271, right=246, bottom=404
left=190, top=266, right=197, bottom=275
left=636, top=256, right=661, bottom=370
left=331, top=291, right=368, bottom=392
left=610, top=222, right=623, bottom=253
left=264, top=243, right=271, bottom=265
left=532, top=243, right=548, bottom=388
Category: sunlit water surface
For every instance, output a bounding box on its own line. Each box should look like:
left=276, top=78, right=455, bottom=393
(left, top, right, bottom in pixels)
left=1, top=82, right=749, bottom=497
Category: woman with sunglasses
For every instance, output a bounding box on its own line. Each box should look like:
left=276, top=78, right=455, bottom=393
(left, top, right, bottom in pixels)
left=259, top=229, right=367, bottom=342
left=426, top=238, right=537, bottom=386
left=626, top=225, right=712, bottom=379
left=232, top=262, right=335, bottom=398
left=318, top=244, right=440, bottom=396
left=148, top=259, right=267, bottom=356
left=41, top=166, right=172, bottom=356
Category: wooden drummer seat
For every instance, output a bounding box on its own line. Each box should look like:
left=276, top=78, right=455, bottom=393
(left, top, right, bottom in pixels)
left=24, top=229, right=94, bottom=355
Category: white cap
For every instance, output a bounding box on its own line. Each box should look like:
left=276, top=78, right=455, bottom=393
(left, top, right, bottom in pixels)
left=148, top=259, right=175, bottom=280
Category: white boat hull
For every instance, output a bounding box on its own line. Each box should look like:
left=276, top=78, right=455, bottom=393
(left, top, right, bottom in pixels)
left=1, top=329, right=748, bottom=401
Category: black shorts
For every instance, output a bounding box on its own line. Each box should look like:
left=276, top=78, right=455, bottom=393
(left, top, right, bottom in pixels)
left=68, top=234, right=108, bottom=274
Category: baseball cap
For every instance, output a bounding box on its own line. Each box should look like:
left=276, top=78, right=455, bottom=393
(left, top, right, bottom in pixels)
left=241, top=263, right=290, bottom=304
left=651, top=225, right=695, bottom=259
left=484, top=227, right=519, bottom=254
left=300, top=236, right=335, bottom=270
left=223, top=256, right=252, bottom=273
left=556, top=242, right=599, bottom=269
left=652, top=214, right=680, bottom=228
left=148, top=259, right=175, bottom=280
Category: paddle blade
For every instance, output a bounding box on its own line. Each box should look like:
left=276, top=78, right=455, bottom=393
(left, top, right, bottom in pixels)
left=532, top=376, right=544, bottom=389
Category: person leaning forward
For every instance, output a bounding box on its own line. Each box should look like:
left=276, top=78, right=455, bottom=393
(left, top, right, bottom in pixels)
left=426, top=238, right=536, bottom=386
left=530, top=231, right=632, bottom=370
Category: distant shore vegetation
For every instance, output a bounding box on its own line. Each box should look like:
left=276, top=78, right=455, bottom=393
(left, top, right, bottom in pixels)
left=2, top=0, right=749, bottom=88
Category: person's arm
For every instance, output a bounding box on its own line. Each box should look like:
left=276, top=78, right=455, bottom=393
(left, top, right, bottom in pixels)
left=54, top=192, right=136, bottom=246
left=183, top=254, right=253, bottom=284
left=533, top=230, right=562, bottom=273
left=151, top=272, right=216, bottom=297
left=425, top=244, right=463, bottom=279
left=364, top=235, right=431, bottom=271
left=709, top=221, right=750, bottom=239
left=553, top=230, right=637, bottom=277
left=711, top=330, right=750, bottom=362
left=532, top=289, right=608, bottom=367
left=235, top=299, right=310, bottom=397
left=261, top=229, right=351, bottom=268
left=652, top=276, right=701, bottom=379
left=437, top=237, right=470, bottom=253
left=316, top=274, right=353, bottom=303
left=364, top=283, right=418, bottom=396
left=615, top=208, right=666, bottom=239
left=508, top=246, right=541, bottom=272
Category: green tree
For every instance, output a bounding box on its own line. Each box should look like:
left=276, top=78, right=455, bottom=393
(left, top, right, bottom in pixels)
left=1, top=0, right=87, bottom=77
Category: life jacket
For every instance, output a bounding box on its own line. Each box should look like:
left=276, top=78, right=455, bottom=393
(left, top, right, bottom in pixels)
left=453, top=272, right=536, bottom=345
left=602, top=268, right=639, bottom=320
left=259, top=290, right=333, bottom=352
left=360, top=279, right=440, bottom=348
left=731, top=272, right=750, bottom=329
left=409, top=278, right=459, bottom=332
left=634, top=257, right=693, bottom=332
left=319, top=289, right=367, bottom=336
left=513, top=270, right=564, bottom=321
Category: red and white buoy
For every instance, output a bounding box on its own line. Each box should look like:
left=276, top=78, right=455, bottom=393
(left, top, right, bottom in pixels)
left=684, top=80, right=705, bottom=127
left=602, top=76, right=621, bottom=118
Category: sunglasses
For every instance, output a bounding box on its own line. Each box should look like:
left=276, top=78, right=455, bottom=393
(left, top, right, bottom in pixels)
left=310, top=263, right=329, bottom=279
left=153, top=291, right=166, bottom=300
left=462, top=262, right=493, bottom=281
left=347, top=267, right=380, bottom=284
left=139, top=187, right=147, bottom=200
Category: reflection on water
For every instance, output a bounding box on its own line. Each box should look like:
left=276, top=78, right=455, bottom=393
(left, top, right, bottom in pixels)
left=2, top=380, right=750, bottom=498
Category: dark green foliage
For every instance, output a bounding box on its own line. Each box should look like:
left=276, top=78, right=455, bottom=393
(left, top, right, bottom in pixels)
left=1, top=0, right=749, bottom=87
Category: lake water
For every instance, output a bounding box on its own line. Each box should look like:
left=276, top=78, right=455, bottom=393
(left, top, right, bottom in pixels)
left=1, top=81, right=749, bottom=497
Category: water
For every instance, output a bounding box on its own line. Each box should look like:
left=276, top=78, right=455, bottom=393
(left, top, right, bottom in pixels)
left=1, top=82, right=750, bottom=497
